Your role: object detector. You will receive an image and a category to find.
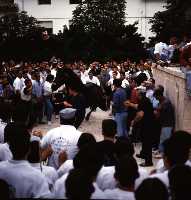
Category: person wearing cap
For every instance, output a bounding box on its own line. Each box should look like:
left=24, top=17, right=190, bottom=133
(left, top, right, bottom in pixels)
left=125, top=89, right=154, bottom=166
left=41, top=108, right=81, bottom=169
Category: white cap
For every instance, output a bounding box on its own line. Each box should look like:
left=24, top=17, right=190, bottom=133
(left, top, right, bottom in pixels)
left=59, top=108, right=76, bottom=120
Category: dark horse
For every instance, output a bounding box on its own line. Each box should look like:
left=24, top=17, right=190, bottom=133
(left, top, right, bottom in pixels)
left=52, top=68, right=108, bottom=121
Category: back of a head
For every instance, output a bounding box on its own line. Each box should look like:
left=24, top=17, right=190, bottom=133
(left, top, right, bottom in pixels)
left=154, top=87, right=163, bottom=99
left=65, top=169, right=95, bottom=200
left=77, top=133, right=96, bottom=150
left=163, top=134, right=190, bottom=167
left=0, top=102, right=10, bottom=123
left=46, top=74, right=54, bottom=82
left=73, top=144, right=104, bottom=178
left=27, top=141, right=40, bottom=163
left=6, top=122, right=30, bottom=160
left=171, top=130, right=191, bottom=151
left=168, top=165, right=191, bottom=200
left=115, top=137, right=135, bottom=159
left=135, top=178, right=168, bottom=200
left=102, top=119, right=117, bottom=138
left=0, top=179, right=9, bottom=199
left=114, top=156, right=139, bottom=188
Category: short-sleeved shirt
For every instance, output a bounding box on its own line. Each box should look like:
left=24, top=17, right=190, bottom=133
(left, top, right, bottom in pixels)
left=41, top=125, right=81, bottom=169
left=0, top=160, right=51, bottom=198
left=113, top=88, right=127, bottom=113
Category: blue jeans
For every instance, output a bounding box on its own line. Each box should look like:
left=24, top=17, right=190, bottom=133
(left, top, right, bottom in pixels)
left=159, top=127, right=173, bottom=152
left=44, top=97, right=53, bottom=121
left=114, top=112, right=128, bottom=137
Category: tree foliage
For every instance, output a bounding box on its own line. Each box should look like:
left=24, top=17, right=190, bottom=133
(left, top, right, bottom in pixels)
left=0, top=0, right=18, bottom=14
left=68, top=0, right=146, bottom=62
left=0, top=11, right=42, bottom=40
left=71, top=0, right=126, bottom=33
left=0, top=10, right=44, bottom=61
left=150, top=0, right=191, bottom=42
left=0, top=0, right=146, bottom=62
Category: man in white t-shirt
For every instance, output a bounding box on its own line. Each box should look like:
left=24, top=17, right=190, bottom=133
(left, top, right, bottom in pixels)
left=41, top=108, right=81, bottom=169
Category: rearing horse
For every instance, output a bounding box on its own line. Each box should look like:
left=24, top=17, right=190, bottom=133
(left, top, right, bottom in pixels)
left=52, top=68, right=108, bottom=121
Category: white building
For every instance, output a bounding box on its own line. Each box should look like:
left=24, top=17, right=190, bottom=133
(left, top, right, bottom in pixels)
left=14, top=0, right=167, bottom=41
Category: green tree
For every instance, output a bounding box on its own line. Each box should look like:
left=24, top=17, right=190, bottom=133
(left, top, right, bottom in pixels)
left=66, top=0, right=146, bottom=61
left=0, top=10, right=44, bottom=61
left=150, top=0, right=191, bottom=42
left=71, top=0, right=126, bottom=33
left=0, top=0, right=18, bottom=14
left=0, top=11, right=42, bottom=40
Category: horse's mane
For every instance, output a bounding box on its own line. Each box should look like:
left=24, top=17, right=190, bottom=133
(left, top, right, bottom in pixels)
left=56, top=68, right=85, bottom=92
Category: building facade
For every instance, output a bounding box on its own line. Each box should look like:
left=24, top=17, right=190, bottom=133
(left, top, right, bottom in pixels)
left=14, top=0, right=167, bottom=41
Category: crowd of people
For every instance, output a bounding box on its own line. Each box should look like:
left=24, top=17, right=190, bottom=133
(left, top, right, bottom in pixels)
left=149, top=34, right=191, bottom=70
left=0, top=57, right=190, bottom=199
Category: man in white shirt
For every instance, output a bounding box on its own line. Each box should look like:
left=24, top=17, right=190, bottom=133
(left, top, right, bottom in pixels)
left=150, top=132, right=191, bottom=188
left=103, top=156, right=137, bottom=200
left=13, top=71, right=24, bottom=95
left=41, top=108, right=81, bottom=169
left=84, top=71, right=100, bottom=86
left=154, top=41, right=169, bottom=62
left=0, top=119, right=6, bottom=144
left=109, top=66, right=120, bottom=79
left=80, top=66, right=89, bottom=84
left=0, top=122, right=13, bottom=162
left=0, top=123, right=51, bottom=198
left=107, top=71, right=118, bottom=91
left=96, top=138, right=148, bottom=191
left=54, top=143, right=105, bottom=199
left=28, top=137, right=58, bottom=191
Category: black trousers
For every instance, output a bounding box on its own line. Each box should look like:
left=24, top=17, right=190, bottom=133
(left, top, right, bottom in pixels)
left=140, top=128, right=153, bottom=163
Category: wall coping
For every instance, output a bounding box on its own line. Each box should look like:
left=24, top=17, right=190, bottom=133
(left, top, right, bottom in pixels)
left=153, top=65, right=186, bottom=79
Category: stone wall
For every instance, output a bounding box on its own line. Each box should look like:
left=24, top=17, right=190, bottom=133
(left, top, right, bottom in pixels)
left=153, top=66, right=191, bottom=133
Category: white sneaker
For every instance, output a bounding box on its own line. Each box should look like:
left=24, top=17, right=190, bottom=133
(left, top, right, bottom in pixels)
left=48, top=121, right=52, bottom=126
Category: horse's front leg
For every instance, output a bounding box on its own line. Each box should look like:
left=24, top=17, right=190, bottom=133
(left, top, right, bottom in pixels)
left=85, top=107, right=93, bottom=121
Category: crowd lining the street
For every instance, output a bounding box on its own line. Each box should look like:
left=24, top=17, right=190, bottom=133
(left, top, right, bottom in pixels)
left=0, top=35, right=191, bottom=199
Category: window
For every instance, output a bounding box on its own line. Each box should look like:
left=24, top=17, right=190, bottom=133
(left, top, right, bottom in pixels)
left=69, top=20, right=73, bottom=29
left=38, top=0, right=51, bottom=5
left=69, top=0, right=82, bottom=4
left=39, top=21, right=53, bottom=34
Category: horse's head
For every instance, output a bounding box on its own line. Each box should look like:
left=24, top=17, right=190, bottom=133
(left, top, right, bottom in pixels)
left=52, top=68, right=84, bottom=92
left=52, top=68, right=74, bottom=91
